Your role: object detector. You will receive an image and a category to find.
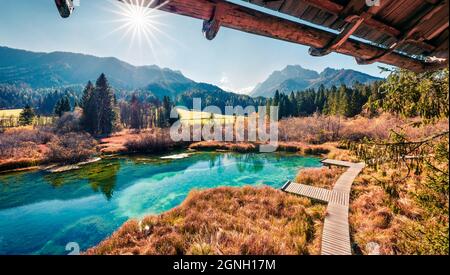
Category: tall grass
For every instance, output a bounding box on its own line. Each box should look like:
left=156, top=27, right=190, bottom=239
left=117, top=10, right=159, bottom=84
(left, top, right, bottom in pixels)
left=295, top=167, right=344, bottom=189
left=86, top=186, right=326, bottom=255
left=350, top=163, right=449, bottom=255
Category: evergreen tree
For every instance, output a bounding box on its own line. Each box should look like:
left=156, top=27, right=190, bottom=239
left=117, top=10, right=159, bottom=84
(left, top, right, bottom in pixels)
left=96, top=73, right=116, bottom=135
left=80, top=81, right=94, bottom=109
left=18, top=105, right=35, bottom=126
left=54, top=96, right=71, bottom=117
left=130, top=93, right=142, bottom=130
left=289, top=91, right=297, bottom=116
left=162, top=96, right=172, bottom=126
left=80, top=74, right=116, bottom=136
left=80, top=81, right=97, bottom=134
left=273, top=90, right=280, bottom=106
left=267, top=82, right=382, bottom=118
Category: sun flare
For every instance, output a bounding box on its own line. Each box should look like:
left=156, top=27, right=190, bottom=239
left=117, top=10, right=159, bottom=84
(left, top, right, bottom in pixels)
left=124, top=2, right=148, bottom=29
left=108, top=0, right=169, bottom=53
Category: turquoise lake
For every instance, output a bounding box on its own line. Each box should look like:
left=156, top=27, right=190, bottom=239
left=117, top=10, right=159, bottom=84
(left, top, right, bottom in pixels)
left=0, top=152, right=322, bottom=255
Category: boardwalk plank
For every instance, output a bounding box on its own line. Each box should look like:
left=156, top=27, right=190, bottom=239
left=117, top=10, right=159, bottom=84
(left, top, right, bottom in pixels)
left=281, top=159, right=365, bottom=255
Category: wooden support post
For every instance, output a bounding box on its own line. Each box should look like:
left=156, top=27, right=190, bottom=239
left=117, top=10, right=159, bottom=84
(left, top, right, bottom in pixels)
left=202, top=2, right=228, bottom=40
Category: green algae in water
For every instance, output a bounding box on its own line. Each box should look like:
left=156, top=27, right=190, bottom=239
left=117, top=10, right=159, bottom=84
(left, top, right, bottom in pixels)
left=0, top=152, right=321, bottom=255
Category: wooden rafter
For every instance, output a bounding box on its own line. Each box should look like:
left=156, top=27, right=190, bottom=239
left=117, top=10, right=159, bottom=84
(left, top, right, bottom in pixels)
left=309, top=14, right=368, bottom=56
left=118, top=0, right=448, bottom=72
left=253, top=0, right=440, bottom=52
left=357, top=0, right=448, bottom=64
left=309, top=1, right=383, bottom=57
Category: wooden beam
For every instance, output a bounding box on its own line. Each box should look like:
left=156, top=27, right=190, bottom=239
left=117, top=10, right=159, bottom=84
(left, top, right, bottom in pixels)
left=425, top=20, right=449, bottom=40
left=358, top=15, right=401, bottom=37
left=296, top=0, right=434, bottom=49
left=300, top=0, right=343, bottom=15
left=358, top=0, right=448, bottom=65
left=202, top=1, right=229, bottom=40
left=310, top=14, right=368, bottom=56
left=118, top=0, right=442, bottom=72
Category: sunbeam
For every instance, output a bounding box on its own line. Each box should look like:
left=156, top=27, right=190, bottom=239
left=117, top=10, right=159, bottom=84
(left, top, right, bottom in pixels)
left=104, top=0, right=174, bottom=63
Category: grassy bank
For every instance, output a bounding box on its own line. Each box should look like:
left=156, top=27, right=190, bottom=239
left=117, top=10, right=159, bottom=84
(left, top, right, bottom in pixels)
left=188, top=140, right=333, bottom=156
left=86, top=186, right=326, bottom=255
left=294, top=166, right=345, bottom=189
left=0, top=127, right=97, bottom=173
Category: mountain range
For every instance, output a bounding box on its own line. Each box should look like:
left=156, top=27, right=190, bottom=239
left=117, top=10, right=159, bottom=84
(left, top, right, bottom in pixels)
left=1, top=46, right=383, bottom=102
left=250, top=65, right=383, bottom=97
left=0, top=46, right=198, bottom=98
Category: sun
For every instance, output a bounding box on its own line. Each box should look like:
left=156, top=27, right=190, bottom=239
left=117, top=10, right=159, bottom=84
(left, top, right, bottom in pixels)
left=107, top=0, right=169, bottom=53
left=123, top=1, right=148, bottom=29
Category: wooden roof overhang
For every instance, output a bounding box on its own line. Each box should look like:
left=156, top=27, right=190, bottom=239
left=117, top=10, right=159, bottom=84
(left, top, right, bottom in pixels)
left=119, top=0, right=449, bottom=72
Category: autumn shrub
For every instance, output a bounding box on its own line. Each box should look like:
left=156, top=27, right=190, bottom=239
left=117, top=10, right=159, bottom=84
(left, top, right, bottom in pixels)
left=277, top=143, right=300, bottom=152
left=0, top=127, right=54, bottom=162
left=279, top=113, right=449, bottom=144
left=86, top=186, right=326, bottom=255
left=124, top=128, right=179, bottom=153
left=303, top=147, right=330, bottom=155
left=45, top=132, right=97, bottom=164
left=54, top=108, right=83, bottom=134
left=279, top=115, right=341, bottom=144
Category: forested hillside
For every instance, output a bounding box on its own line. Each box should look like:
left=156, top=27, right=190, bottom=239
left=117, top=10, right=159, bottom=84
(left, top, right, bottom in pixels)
left=267, top=81, right=384, bottom=119
left=251, top=65, right=383, bottom=97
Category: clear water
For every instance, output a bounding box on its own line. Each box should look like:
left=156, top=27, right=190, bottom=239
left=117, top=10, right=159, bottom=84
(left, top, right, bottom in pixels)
left=0, top=152, right=321, bottom=255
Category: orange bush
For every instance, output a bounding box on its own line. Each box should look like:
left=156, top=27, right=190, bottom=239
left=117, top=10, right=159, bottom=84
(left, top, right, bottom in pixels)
left=45, top=132, right=97, bottom=164
left=124, top=128, right=181, bottom=153
left=279, top=113, right=449, bottom=144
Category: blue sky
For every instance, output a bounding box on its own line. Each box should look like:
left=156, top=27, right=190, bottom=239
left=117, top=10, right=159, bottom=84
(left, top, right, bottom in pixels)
left=0, top=0, right=390, bottom=93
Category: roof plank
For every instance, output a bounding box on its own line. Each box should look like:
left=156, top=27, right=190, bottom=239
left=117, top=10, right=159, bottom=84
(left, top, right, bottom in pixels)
left=120, top=0, right=448, bottom=71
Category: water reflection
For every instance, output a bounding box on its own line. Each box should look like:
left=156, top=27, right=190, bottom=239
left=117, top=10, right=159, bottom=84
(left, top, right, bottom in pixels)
left=234, top=153, right=265, bottom=173
left=43, top=160, right=121, bottom=200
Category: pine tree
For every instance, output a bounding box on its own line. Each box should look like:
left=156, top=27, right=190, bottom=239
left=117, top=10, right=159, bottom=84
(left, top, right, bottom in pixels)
left=54, top=96, right=71, bottom=117
left=273, top=90, right=280, bottom=106
left=80, top=75, right=116, bottom=136
left=130, top=93, right=142, bottom=130
left=289, top=91, right=297, bottom=116
left=162, top=96, right=172, bottom=126
left=96, top=73, right=116, bottom=135
left=80, top=81, right=97, bottom=134
left=80, top=81, right=94, bottom=109
left=18, top=105, right=35, bottom=126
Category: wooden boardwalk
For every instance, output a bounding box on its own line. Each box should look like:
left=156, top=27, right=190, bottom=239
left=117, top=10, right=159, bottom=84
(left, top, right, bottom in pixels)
left=281, top=159, right=365, bottom=255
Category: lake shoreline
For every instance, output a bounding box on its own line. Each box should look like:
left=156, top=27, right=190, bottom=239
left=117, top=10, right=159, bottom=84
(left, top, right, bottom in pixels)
left=0, top=140, right=336, bottom=174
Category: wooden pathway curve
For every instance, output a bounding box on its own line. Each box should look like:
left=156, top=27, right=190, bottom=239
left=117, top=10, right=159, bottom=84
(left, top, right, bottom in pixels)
left=281, top=159, right=365, bottom=255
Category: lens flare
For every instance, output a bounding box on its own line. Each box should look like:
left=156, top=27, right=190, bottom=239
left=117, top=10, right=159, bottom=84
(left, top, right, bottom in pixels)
left=106, top=0, right=171, bottom=59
